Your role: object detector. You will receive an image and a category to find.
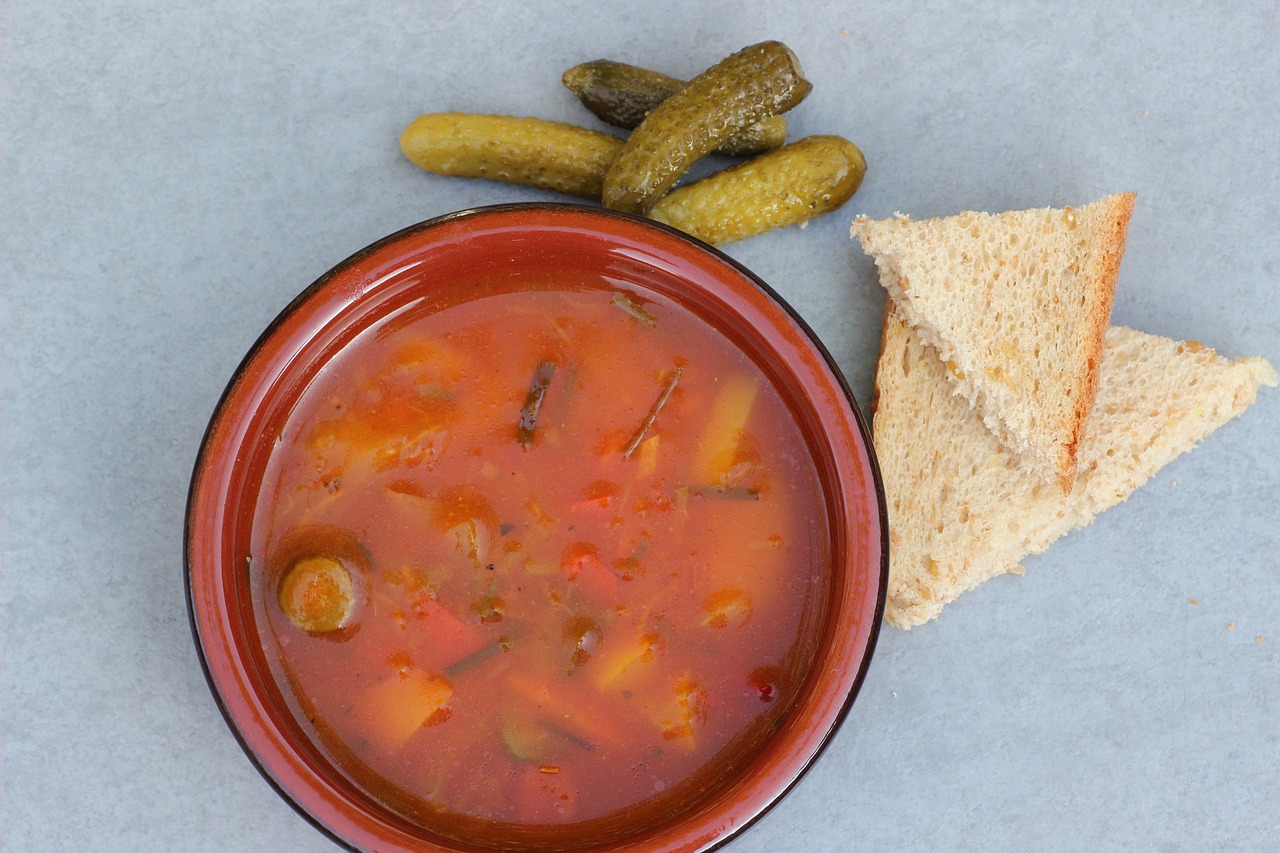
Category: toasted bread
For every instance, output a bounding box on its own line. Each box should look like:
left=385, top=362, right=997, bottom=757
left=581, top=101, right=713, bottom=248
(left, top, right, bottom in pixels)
left=853, top=194, right=1135, bottom=492
left=872, top=304, right=1275, bottom=628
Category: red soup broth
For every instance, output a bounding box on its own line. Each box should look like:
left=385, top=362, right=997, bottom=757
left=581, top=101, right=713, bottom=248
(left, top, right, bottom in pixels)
left=249, top=268, right=832, bottom=846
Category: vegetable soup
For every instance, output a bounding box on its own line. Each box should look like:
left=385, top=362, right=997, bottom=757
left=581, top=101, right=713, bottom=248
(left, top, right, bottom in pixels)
left=249, top=267, right=832, bottom=846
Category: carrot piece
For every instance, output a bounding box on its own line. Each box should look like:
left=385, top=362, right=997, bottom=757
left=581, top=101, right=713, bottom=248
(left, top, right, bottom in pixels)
left=355, top=669, right=453, bottom=752
left=635, top=434, right=661, bottom=477
left=590, top=630, right=664, bottom=690
left=694, top=374, right=758, bottom=486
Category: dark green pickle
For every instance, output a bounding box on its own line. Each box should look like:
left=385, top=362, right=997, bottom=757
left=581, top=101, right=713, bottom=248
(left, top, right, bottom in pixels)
left=601, top=41, right=812, bottom=215
left=562, top=59, right=787, bottom=158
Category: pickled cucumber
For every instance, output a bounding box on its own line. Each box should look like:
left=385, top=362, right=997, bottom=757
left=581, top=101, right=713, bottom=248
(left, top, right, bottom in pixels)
left=562, top=60, right=787, bottom=158
left=278, top=556, right=355, bottom=633
left=601, top=41, right=812, bottom=215
left=647, top=135, right=867, bottom=245
left=400, top=113, right=623, bottom=199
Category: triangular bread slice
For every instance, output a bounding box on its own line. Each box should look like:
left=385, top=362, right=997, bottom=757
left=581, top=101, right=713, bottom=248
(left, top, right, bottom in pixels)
left=853, top=193, right=1136, bottom=492
left=873, top=303, right=1275, bottom=628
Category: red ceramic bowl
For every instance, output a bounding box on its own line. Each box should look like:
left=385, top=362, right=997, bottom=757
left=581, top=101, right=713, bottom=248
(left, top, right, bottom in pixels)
left=186, top=204, right=887, bottom=852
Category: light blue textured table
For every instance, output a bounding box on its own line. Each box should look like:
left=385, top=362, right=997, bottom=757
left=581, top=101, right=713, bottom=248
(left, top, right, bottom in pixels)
left=3, top=3, right=1277, bottom=850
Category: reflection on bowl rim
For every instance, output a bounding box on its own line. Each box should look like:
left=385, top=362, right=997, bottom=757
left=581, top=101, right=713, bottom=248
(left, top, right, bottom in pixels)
left=185, top=202, right=888, bottom=852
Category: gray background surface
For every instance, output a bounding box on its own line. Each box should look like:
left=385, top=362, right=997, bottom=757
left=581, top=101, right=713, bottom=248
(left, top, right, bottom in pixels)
left=3, top=2, right=1277, bottom=851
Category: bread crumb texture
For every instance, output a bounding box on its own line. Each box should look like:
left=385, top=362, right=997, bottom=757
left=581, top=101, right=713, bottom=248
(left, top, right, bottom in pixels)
left=853, top=194, right=1136, bottom=491
left=871, top=306, right=1275, bottom=628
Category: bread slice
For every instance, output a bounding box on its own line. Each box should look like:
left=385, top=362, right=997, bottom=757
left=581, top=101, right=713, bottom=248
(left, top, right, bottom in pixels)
left=853, top=193, right=1136, bottom=492
left=873, top=303, right=1276, bottom=628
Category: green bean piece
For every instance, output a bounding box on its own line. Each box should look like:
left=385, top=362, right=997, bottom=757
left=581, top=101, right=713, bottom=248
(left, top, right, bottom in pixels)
left=622, top=368, right=683, bottom=459
left=517, top=361, right=557, bottom=446
left=610, top=292, right=658, bottom=327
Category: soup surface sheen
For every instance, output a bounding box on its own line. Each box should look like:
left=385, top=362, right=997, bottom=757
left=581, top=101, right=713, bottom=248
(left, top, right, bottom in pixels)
left=250, top=268, right=832, bottom=846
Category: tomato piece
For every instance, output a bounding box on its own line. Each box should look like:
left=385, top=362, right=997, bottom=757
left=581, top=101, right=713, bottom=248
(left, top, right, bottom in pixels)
left=561, top=542, right=620, bottom=607
left=650, top=674, right=707, bottom=752
left=569, top=479, right=622, bottom=512
left=562, top=616, right=603, bottom=670
left=701, top=587, right=753, bottom=629
left=747, top=665, right=784, bottom=704
left=409, top=596, right=488, bottom=671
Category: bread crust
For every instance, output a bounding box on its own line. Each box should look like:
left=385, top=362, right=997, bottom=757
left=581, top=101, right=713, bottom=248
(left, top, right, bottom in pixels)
left=868, top=294, right=895, bottom=417
left=1060, top=191, right=1136, bottom=492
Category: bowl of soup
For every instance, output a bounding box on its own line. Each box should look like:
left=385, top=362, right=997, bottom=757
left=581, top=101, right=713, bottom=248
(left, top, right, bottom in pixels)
left=186, top=203, right=887, bottom=851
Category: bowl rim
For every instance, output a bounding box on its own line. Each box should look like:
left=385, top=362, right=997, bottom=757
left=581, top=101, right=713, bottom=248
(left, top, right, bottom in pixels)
left=184, top=201, right=888, bottom=852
